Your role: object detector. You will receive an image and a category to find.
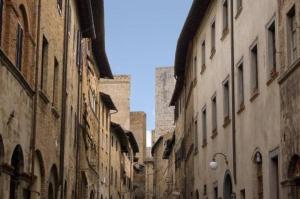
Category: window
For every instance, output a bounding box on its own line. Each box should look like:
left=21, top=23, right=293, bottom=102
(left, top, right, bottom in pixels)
left=89, top=89, right=96, bottom=113
left=211, top=20, right=216, bottom=55
left=194, top=120, right=198, bottom=151
left=111, top=136, right=114, bottom=147
left=201, top=40, right=206, bottom=72
left=287, top=6, right=297, bottom=64
left=270, top=155, right=279, bottom=199
left=237, top=61, right=244, bottom=108
left=57, top=0, right=63, bottom=12
left=110, top=167, right=113, bottom=185
left=16, top=24, right=24, bottom=70
left=53, top=58, right=59, bottom=105
left=0, top=0, right=3, bottom=41
left=106, top=135, right=108, bottom=152
left=236, top=0, right=242, bottom=12
left=76, top=30, right=82, bottom=67
left=222, top=0, right=229, bottom=32
left=267, top=20, right=277, bottom=77
left=202, top=106, right=207, bottom=146
left=212, top=95, right=217, bottom=134
left=41, top=36, right=49, bottom=90
left=194, top=56, right=197, bottom=80
left=115, top=170, right=117, bottom=187
left=223, top=79, right=230, bottom=124
left=250, top=44, right=259, bottom=93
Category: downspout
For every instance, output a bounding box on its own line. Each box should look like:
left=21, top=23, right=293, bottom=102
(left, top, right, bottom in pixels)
left=30, top=0, right=41, bottom=192
left=230, top=0, right=237, bottom=184
left=60, top=0, right=70, bottom=197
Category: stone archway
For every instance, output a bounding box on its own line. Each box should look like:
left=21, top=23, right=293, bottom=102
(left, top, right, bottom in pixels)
left=223, top=173, right=233, bottom=199
left=48, top=165, right=59, bottom=199
left=9, top=145, right=25, bottom=199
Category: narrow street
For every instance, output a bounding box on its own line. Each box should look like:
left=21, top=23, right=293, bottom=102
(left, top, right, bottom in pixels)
left=0, top=0, right=300, bottom=199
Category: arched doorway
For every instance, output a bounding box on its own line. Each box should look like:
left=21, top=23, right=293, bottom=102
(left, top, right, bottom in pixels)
left=90, top=191, right=94, bottom=199
left=9, top=145, right=24, bottom=199
left=32, top=150, right=45, bottom=199
left=288, top=155, right=300, bottom=198
left=223, top=173, right=233, bottom=199
left=48, top=165, right=59, bottom=199
left=195, top=190, right=199, bottom=199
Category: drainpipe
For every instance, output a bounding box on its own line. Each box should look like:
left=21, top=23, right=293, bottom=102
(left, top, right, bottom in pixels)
left=60, top=0, right=70, bottom=197
left=30, top=0, right=41, bottom=193
left=229, top=0, right=237, bottom=184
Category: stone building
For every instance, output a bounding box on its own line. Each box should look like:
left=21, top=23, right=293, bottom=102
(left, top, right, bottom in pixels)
left=170, top=0, right=282, bottom=198
left=110, top=122, right=129, bottom=199
left=101, top=75, right=131, bottom=130
left=130, top=112, right=146, bottom=199
left=144, top=147, right=154, bottom=199
left=278, top=0, right=300, bottom=198
left=0, top=0, right=37, bottom=198
left=0, top=0, right=115, bottom=199
left=153, top=67, right=176, bottom=142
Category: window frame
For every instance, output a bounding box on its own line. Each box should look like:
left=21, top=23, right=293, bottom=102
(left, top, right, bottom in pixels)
left=201, top=105, right=207, bottom=147
left=236, top=58, right=245, bottom=111
left=287, top=5, right=298, bottom=65
left=222, top=77, right=230, bottom=126
left=211, top=18, right=216, bottom=57
left=266, top=15, right=277, bottom=81
left=16, top=24, right=24, bottom=70
left=211, top=94, right=217, bottom=136
left=249, top=39, right=259, bottom=97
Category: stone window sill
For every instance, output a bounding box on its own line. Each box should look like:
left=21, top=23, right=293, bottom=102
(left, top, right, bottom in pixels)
left=237, top=103, right=245, bottom=115
left=211, top=129, right=218, bottom=139
left=221, top=27, right=229, bottom=41
left=39, top=90, right=50, bottom=104
left=51, top=105, right=60, bottom=118
left=223, top=116, right=231, bottom=128
left=200, top=64, right=206, bottom=74
left=250, top=89, right=260, bottom=102
left=210, top=48, right=216, bottom=59
left=267, top=70, right=279, bottom=86
left=235, top=7, right=243, bottom=19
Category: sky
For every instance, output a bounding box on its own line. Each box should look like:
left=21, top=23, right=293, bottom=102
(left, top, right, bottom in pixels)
left=104, top=1, right=192, bottom=146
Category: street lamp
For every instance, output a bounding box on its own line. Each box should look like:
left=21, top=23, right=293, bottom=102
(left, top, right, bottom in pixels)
left=209, top=153, right=229, bottom=170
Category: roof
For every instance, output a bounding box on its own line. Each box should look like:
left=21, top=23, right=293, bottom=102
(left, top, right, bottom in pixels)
left=126, top=131, right=139, bottom=154
left=163, top=133, right=175, bottom=159
left=151, top=136, right=163, bottom=156
left=170, top=0, right=210, bottom=105
left=111, top=122, right=129, bottom=153
left=100, top=92, right=117, bottom=111
left=76, top=0, right=96, bottom=38
left=91, top=0, right=113, bottom=79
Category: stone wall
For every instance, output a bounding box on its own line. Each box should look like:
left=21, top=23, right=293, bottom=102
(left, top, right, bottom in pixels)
left=154, top=67, right=175, bottom=142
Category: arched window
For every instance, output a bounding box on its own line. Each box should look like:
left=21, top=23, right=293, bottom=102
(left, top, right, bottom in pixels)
left=223, top=173, right=233, bottom=199
left=48, top=165, right=59, bottom=199
left=9, top=145, right=24, bottom=199
left=195, top=190, right=199, bottom=199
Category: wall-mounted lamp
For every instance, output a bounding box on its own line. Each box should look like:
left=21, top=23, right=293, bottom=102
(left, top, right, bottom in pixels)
left=209, top=153, right=229, bottom=170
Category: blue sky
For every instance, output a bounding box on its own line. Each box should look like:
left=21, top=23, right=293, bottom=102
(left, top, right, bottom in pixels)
left=104, top=1, right=192, bottom=146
